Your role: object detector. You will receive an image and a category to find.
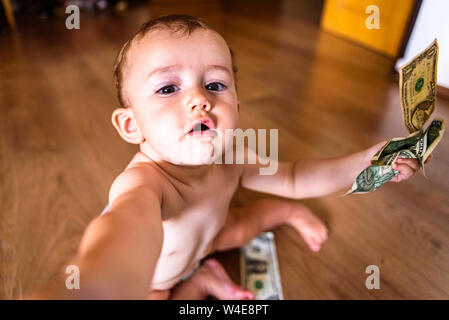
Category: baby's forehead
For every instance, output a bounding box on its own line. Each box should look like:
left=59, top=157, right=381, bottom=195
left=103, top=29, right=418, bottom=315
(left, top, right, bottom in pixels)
left=125, top=28, right=232, bottom=73
left=136, top=27, right=227, bottom=49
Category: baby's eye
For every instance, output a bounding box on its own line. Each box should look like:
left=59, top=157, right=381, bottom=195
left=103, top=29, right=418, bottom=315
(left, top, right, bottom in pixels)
left=156, top=85, right=179, bottom=95
left=205, top=82, right=227, bottom=91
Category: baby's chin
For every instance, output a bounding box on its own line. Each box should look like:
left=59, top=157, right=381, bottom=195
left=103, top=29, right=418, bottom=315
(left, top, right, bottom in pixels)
left=164, top=136, right=225, bottom=166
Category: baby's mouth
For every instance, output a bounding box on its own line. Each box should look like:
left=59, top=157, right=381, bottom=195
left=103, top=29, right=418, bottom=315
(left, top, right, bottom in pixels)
left=186, top=118, right=216, bottom=137
left=189, top=122, right=210, bottom=133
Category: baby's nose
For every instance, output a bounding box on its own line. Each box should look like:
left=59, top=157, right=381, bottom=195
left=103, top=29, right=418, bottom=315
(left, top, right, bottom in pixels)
left=187, top=93, right=212, bottom=113
left=192, top=103, right=211, bottom=113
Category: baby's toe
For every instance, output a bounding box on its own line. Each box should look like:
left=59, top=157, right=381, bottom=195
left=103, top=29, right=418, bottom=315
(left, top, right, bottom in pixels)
left=200, top=259, right=253, bottom=300
left=319, top=226, right=328, bottom=241
left=310, top=242, right=321, bottom=252
left=230, top=286, right=253, bottom=300
left=304, top=234, right=322, bottom=252
left=204, top=258, right=221, bottom=269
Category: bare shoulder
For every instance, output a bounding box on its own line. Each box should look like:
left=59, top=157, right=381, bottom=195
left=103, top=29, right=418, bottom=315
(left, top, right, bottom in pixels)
left=79, top=159, right=163, bottom=264
left=238, top=146, right=265, bottom=179
left=109, top=156, right=165, bottom=207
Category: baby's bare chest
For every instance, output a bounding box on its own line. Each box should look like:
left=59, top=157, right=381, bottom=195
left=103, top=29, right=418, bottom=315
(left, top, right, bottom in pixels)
left=158, top=166, right=240, bottom=257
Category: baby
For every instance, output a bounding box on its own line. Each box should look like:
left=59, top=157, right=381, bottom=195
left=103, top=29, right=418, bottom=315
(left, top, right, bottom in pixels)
left=32, top=14, right=428, bottom=300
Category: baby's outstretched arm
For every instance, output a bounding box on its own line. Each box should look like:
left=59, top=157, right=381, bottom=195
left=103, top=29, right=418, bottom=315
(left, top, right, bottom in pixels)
left=28, top=167, right=163, bottom=299
left=241, top=141, right=426, bottom=199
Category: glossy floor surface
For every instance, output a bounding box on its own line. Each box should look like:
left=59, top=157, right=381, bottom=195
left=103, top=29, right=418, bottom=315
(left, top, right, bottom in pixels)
left=1, top=0, right=448, bottom=299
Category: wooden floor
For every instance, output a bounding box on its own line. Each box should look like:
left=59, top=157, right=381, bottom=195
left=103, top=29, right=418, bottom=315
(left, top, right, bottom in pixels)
left=1, top=0, right=449, bottom=299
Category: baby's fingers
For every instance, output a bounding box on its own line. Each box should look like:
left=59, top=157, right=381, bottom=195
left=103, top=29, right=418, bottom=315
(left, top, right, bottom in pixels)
left=396, top=158, right=420, bottom=171
left=391, top=162, right=416, bottom=182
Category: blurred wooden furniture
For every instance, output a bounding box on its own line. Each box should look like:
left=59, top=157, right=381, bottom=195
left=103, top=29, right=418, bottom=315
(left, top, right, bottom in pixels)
left=1, top=0, right=16, bottom=30
left=321, top=0, right=416, bottom=57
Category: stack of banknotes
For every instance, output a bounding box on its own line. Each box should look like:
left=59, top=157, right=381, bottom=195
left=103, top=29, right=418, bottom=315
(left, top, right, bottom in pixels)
left=346, top=39, right=445, bottom=195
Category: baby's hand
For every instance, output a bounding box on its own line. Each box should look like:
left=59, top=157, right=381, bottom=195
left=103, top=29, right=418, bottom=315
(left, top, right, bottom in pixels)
left=390, top=154, right=433, bottom=183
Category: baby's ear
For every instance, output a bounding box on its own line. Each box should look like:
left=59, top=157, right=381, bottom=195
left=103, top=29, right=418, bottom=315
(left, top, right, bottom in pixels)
left=111, top=108, right=145, bottom=144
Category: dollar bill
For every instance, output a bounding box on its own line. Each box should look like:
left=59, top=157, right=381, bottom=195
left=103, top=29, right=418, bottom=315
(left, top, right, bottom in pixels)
left=240, top=232, right=283, bottom=300
left=346, top=39, right=444, bottom=195
left=346, top=118, right=445, bottom=195
left=399, top=39, right=438, bottom=133
left=345, top=151, right=414, bottom=195
left=371, top=130, right=422, bottom=163
left=421, top=117, right=445, bottom=163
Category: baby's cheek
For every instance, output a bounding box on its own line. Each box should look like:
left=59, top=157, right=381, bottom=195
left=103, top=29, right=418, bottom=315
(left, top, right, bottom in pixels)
left=149, top=122, right=179, bottom=146
left=219, top=106, right=240, bottom=128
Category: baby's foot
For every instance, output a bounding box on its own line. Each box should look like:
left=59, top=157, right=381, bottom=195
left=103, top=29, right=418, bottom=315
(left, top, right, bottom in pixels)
left=193, top=259, right=253, bottom=300
left=287, top=203, right=328, bottom=252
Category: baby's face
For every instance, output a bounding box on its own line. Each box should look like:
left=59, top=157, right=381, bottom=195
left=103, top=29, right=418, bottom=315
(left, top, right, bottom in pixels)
left=123, top=28, right=239, bottom=165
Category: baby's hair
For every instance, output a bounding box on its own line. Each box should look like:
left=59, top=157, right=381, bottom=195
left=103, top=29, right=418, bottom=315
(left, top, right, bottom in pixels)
left=113, top=14, right=238, bottom=108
